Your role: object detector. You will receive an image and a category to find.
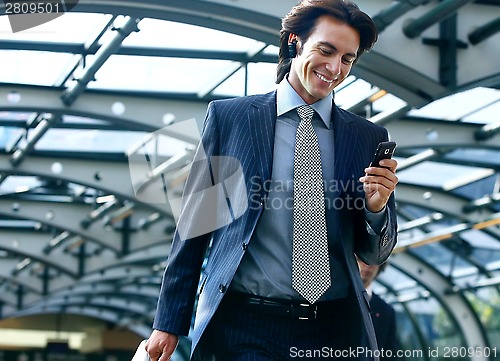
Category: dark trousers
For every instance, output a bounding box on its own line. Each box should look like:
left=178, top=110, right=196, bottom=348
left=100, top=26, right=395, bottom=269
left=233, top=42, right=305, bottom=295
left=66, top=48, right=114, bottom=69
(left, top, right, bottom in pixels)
left=195, top=292, right=364, bottom=361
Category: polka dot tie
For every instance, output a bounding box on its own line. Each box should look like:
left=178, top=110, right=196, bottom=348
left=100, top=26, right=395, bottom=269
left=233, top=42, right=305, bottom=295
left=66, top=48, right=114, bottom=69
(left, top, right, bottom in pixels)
left=292, top=105, right=331, bottom=304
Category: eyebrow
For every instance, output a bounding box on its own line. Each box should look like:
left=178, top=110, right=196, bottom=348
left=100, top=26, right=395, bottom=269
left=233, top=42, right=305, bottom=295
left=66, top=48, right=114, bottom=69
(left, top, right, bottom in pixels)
left=317, top=41, right=357, bottom=59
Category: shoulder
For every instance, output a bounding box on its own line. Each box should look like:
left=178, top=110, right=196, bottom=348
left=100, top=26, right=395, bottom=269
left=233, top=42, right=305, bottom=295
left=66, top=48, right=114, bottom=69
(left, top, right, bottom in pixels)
left=371, top=293, right=396, bottom=316
left=336, top=106, right=388, bottom=138
left=210, top=91, right=276, bottom=111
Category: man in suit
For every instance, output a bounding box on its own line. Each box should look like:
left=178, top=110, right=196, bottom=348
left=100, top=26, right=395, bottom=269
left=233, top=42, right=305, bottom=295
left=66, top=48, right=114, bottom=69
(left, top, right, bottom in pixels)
left=146, top=0, right=398, bottom=360
left=357, top=258, right=402, bottom=360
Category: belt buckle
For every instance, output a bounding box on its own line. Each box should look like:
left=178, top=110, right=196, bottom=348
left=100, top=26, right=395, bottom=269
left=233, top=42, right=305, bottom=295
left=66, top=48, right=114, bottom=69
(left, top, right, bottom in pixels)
left=298, top=303, right=318, bottom=320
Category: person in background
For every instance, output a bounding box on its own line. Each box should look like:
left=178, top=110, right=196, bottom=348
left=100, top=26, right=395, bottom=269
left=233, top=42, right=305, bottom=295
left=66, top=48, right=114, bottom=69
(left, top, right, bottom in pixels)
left=357, top=257, right=403, bottom=360
left=146, top=0, right=398, bottom=359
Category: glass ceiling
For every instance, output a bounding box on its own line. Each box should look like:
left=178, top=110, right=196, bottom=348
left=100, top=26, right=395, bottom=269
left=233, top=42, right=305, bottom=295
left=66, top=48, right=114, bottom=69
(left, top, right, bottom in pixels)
left=0, top=1, right=498, bottom=355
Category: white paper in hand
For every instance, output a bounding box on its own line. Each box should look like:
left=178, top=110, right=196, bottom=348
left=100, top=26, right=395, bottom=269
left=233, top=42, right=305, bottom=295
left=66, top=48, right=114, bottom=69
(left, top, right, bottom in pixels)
left=131, top=340, right=150, bottom=361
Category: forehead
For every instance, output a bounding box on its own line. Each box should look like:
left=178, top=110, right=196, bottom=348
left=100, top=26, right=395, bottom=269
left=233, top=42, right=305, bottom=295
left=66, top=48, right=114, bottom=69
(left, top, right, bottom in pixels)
left=307, top=15, right=360, bottom=53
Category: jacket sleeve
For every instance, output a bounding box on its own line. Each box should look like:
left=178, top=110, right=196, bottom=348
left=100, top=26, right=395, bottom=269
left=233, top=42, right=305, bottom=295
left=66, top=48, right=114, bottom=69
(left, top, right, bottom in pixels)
left=355, top=128, right=398, bottom=265
left=152, top=101, right=220, bottom=335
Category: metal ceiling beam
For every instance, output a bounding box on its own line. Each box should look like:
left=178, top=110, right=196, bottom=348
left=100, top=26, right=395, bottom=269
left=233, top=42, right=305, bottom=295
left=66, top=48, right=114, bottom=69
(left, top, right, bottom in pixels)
left=394, top=218, right=498, bottom=251
left=57, top=15, right=117, bottom=87
left=0, top=84, right=208, bottom=138
left=396, top=149, right=440, bottom=171
left=463, top=192, right=500, bottom=213
left=76, top=265, right=153, bottom=285
left=49, top=283, right=160, bottom=302
left=0, top=40, right=277, bottom=63
left=372, top=0, right=430, bottom=33
left=353, top=52, right=447, bottom=107
left=475, top=118, right=500, bottom=141
left=10, top=113, right=60, bottom=167
left=62, top=0, right=281, bottom=44
left=0, top=264, right=76, bottom=296
left=61, top=16, right=141, bottom=106
left=0, top=259, right=43, bottom=293
left=396, top=184, right=496, bottom=222
left=0, top=198, right=122, bottom=253
left=468, top=17, right=500, bottom=45
left=0, top=198, right=170, bottom=255
left=2, top=306, right=152, bottom=338
left=29, top=296, right=153, bottom=318
left=391, top=252, right=490, bottom=359
left=0, top=231, right=78, bottom=276
left=403, top=0, right=476, bottom=39
left=398, top=212, right=444, bottom=232
left=386, top=118, right=500, bottom=150
left=0, top=154, right=175, bottom=216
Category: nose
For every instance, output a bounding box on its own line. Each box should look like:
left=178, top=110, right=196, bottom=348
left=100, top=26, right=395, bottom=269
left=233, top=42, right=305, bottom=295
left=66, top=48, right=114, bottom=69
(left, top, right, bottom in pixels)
left=326, top=57, right=342, bottom=77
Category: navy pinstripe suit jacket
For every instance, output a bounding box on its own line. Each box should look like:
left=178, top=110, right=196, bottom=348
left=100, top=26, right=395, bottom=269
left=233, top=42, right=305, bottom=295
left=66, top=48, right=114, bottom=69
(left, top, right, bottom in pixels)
left=153, top=90, right=398, bottom=358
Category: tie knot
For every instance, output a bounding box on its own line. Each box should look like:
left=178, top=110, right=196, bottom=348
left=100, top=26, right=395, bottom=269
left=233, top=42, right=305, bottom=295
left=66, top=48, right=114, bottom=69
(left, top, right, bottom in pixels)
left=297, top=105, right=314, bottom=123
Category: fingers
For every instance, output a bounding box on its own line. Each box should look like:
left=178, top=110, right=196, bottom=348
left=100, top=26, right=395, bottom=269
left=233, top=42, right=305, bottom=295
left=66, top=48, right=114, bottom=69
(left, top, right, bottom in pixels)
left=359, top=170, right=398, bottom=191
left=145, top=331, right=179, bottom=361
left=359, top=159, right=398, bottom=212
left=360, top=159, right=398, bottom=188
left=378, top=159, right=398, bottom=173
left=360, top=171, right=398, bottom=191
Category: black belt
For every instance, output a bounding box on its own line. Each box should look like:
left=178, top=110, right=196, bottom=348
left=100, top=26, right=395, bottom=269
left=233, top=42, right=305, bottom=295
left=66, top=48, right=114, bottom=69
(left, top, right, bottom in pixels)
left=224, top=292, right=340, bottom=320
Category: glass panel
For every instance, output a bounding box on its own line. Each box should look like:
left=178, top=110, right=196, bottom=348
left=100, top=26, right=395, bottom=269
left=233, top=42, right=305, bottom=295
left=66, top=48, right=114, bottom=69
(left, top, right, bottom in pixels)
left=0, top=175, right=41, bottom=194
left=446, top=149, right=500, bottom=166
left=247, top=62, right=278, bottom=95
left=0, top=13, right=109, bottom=42
left=35, top=128, right=188, bottom=156
left=334, top=78, right=376, bottom=107
left=87, top=55, right=238, bottom=93
left=0, top=50, right=75, bottom=86
left=413, top=244, right=455, bottom=276
left=123, top=18, right=263, bottom=51
left=406, top=297, right=469, bottom=360
left=465, top=289, right=500, bottom=358
left=464, top=99, right=500, bottom=124
left=0, top=126, right=24, bottom=151
left=408, top=87, right=500, bottom=123
left=397, top=161, right=495, bottom=190
left=212, top=68, right=245, bottom=97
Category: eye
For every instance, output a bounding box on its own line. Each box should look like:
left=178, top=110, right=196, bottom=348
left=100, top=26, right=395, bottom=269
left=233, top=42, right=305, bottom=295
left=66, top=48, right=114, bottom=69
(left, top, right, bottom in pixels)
left=319, top=47, right=332, bottom=55
left=342, top=56, right=355, bottom=65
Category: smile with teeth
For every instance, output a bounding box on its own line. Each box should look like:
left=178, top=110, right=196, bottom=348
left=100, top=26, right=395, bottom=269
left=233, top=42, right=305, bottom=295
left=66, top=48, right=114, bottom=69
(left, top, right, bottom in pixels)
left=315, top=71, right=335, bottom=83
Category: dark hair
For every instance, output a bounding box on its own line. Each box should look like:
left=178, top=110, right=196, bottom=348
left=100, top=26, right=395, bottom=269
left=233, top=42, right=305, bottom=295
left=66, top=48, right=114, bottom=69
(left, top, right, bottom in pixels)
left=276, top=0, right=378, bottom=83
left=378, top=260, right=388, bottom=275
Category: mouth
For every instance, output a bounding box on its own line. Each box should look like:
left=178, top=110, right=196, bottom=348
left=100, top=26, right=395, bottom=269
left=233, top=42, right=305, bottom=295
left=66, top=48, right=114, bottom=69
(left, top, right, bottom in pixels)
left=314, top=71, right=335, bottom=84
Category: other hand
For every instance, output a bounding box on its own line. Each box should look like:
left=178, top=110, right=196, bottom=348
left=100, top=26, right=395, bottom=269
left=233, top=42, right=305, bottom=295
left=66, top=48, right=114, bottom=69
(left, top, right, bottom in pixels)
left=145, top=330, right=179, bottom=361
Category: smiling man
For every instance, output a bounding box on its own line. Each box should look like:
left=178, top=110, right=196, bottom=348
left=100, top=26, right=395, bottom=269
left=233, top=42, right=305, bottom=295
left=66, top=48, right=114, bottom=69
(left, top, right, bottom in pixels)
left=146, top=1, right=398, bottom=360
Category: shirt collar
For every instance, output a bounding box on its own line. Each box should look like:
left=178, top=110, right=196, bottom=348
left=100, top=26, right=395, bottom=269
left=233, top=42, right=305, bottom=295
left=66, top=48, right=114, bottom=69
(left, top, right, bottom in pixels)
left=277, top=75, right=333, bottom=129
left=366, top=284, right=373, bottom=300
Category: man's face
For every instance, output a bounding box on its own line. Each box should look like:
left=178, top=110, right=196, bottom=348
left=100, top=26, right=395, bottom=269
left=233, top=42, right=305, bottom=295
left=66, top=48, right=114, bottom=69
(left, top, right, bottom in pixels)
left=288, top=15, right=360, bottom=104
left=357, top=259, right=380, bottom=289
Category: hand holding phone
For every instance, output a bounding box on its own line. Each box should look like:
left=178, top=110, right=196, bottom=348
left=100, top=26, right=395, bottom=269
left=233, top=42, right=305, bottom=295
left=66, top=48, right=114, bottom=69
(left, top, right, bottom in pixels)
left=370, top=141, right=396, bottom=169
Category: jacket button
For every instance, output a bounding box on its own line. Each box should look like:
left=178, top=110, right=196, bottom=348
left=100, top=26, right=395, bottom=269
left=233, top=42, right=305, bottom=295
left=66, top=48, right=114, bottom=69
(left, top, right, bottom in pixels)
left=219, top=284, right=227, bottom=293
left=242, top=243, right=248, bottom=250
left=260, top=197, right=265, bottom=207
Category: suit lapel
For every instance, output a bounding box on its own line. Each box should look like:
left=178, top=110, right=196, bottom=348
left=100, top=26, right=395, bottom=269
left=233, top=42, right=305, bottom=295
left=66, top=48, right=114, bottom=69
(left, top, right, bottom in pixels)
left=247, top=91, right=277, bottom=184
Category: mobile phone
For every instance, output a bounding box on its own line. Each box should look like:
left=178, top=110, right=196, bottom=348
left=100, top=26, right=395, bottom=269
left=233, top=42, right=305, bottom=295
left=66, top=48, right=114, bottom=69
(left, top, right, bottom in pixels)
left=369, top=141, right=396, bottom=168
